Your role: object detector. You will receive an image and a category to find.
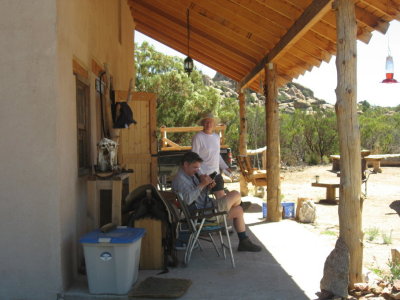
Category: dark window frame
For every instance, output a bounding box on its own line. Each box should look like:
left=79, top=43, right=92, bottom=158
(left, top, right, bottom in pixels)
left=75, top=75, right=91, bottom=176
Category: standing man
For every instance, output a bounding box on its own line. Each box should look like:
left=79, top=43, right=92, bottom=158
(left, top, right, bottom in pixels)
left=172, top=152, right=262, bottom=252
left=192, top=112, right=231, bottom=199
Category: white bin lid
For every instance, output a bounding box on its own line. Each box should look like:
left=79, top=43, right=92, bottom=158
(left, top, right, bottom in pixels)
left=79, top=227, right=145, bottom=244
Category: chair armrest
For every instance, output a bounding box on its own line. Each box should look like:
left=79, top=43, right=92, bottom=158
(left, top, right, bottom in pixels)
left=189, top=211, right=228, bottom=220
left=190, top=207, right=215, bottom=214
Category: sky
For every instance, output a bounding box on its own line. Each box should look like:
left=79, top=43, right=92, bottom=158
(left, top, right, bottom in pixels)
left=135, top=20, right=400, bottom=107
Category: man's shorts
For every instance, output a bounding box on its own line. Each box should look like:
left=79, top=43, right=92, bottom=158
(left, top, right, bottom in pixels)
left=211, top=174, right=224, bottom=193
left=213, top=196, right=228, bottom=212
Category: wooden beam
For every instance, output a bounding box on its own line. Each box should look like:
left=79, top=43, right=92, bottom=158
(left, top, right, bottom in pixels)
left=358, top=0, right=400, bottom=20
left=354, top=6, right=389, bottom=34
left=255, top=0, right=303, bottom=20
left=132, top=0, right=258, bottom=65
left=320, top=11, right=373, bottom=43
left=303, top=30, right=337, bottom=53
left=295, top=39, right=333, bottom=63
left=265, top=63, right=281, bottom=222
left=229, top=0, right=293, bottom=29
left=238, top=90, right=249, bottom=196
left=134, top=25, right=244, bottom=81
left=132, top=12, right=252, bottom=80
left=239, top=0, right=333, bottom=89
left=356, top=25, right=373, bottom=44
left=196, top=0, right=286, bottom=39
left=310, top=19, right=339, bottom=43
left=134, top=22, right=244, bottom=75
left=134, top=17, right=251, bottom=73
left=289, top=47, right=322, bottom=67
left=334, top=0, right=363, bottom=288
left=284, top=52, right=314, bottom=72
left=157, top=0, right=265, bottom=57
left=187, top=1, right=275, bottom=50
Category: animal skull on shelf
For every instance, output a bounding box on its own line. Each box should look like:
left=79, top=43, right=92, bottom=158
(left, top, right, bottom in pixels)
left=97, top=138, right=118, bottom=172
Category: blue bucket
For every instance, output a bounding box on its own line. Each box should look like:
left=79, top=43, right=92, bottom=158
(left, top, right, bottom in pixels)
left=282, top=202, right=295, bottom=219
left=262, top=203, right=267, bottom=218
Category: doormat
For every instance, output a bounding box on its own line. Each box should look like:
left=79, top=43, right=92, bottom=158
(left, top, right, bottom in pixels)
left=129, top=277, right=192, bottom=298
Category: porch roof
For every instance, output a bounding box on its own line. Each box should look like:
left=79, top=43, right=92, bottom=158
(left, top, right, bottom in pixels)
left=128, top=0, right=400, bottom=91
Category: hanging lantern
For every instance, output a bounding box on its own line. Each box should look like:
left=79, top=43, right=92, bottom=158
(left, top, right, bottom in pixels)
left=184, top=8, right=194, bottom=75
left=184, top=56, right=194, bottom=74
left=382, top=55, right=398, bottom=83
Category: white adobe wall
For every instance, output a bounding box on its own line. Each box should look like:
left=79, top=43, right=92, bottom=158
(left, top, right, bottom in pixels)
left=56, top=0, right=135, bottom=292
left=0, top=1, right=62, bottom=299
left=0, top=0, right=135, bottom=299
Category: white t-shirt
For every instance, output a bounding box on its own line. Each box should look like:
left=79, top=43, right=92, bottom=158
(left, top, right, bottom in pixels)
left=192, top=131, right=228, bottom=175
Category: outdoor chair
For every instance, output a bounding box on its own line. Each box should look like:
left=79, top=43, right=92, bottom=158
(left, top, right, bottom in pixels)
left=171, top=191, right=235, bottom=268
left=336, top=158, right=376, bottom=197
left=236, top=155, right=267, bottom=187
left=361, top=158, right=377, bottom=197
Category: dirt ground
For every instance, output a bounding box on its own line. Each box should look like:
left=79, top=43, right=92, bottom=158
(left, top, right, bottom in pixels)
left=227, top=164, right=400, bottom=276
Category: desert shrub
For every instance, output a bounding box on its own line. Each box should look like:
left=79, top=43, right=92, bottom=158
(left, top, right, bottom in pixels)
left=382, top=230, right=393, bottom=245
left=386, top=260, right=400, bottom=283
left=365, top=227, right=380, bottom=242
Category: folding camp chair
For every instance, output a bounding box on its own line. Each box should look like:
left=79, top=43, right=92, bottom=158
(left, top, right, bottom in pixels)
left=173, top=192, right=235, bottom=268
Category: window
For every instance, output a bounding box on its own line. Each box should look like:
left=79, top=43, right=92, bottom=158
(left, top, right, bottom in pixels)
left=76, top=76, right=91, bottom=176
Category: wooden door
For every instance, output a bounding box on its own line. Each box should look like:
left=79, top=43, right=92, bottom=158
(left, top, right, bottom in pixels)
left=117, top=91, right=157, bottom=191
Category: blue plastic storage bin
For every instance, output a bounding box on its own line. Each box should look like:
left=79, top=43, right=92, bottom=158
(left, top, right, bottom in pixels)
left=79, top=227, right=145, bottom=295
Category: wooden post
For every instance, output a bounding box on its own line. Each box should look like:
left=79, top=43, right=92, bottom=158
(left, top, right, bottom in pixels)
left=265, top=63, right=282, bottom=222
left=238, top=89, right=248, bottom=196
left=334, top=0, right=363, bottom=286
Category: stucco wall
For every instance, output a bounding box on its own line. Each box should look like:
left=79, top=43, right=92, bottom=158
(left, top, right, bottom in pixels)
left=0, top=1, right=62, bottom=300
left=56, top=0, right=135, bottom=291
left=0, top=0, right=135, bottom=299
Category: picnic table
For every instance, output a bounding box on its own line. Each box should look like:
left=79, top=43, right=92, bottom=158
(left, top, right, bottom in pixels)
left=311, top=182, right=340, bottom=204
left=363, top=154, right=400, bottom=173
left=329, top=152, right=400, bottom=173
left=329, top=150, right=371, bottom=172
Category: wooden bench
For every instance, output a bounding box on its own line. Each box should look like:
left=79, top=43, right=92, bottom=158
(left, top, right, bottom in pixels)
left=364, top=156, right=383, bottom=173
left=311, top=182, right=340, bottom=204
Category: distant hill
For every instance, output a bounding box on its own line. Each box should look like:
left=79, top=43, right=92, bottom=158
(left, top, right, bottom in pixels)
left=203, top=72, right=334, bottom=114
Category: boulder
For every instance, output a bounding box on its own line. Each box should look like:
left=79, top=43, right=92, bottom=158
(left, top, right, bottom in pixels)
left=320, top=237, right=350, bottom=298
left=298, top=200, right=316, bottom=223
left=294, top=99, right=311, bottom=109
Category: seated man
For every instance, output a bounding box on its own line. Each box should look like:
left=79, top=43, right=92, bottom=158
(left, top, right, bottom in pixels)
left=171, top=151, right=261, bottom=252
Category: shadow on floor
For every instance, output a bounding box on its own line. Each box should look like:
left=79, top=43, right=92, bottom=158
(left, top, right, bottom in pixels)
left=64, top=220, right=331, bottom=300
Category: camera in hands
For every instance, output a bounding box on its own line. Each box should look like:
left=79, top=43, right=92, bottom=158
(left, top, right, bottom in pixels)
left=209, top=171, right=217, bottom=180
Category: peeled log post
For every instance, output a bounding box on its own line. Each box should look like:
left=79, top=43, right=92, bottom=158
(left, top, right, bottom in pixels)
left=238, top=90, right=249, bottom=196
left=265, top=63, right=282, bottom=222
left=334, top=0, right=363, bottom=286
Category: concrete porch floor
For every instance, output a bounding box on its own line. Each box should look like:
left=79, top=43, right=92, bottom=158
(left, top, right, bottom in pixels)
left=63, top=197, right=335, bottom=300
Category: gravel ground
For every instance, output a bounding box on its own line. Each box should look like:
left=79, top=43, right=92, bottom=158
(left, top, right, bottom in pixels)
left=226, top=164, right=400, bottom=276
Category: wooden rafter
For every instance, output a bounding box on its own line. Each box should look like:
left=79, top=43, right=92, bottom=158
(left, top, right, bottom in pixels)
left=132, top=1, right=255, bottom=65
left=158, top=0, right=266, bottom=58
left=239, top=0, right=333, bottom=89
left=134, top=23, right=245, bottom=81
left=129, top=0, right=400, bottom=91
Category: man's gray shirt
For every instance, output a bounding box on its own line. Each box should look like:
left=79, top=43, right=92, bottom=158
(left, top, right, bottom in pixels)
left=171, top=168, right=209, bottom=208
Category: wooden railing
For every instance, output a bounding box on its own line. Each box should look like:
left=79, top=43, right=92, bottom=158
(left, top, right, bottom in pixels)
left=159, top=125, right=228, bottom=151
left=246, top=146, right=267, bottom=170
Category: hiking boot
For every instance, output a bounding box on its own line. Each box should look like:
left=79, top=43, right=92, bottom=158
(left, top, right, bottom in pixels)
left=237, top=237, right=262, bottom=252
left=240, top=201, right=252, bottom=211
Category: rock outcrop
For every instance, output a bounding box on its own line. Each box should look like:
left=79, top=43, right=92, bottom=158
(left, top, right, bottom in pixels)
left=204, top=72, right=335, bottom=114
